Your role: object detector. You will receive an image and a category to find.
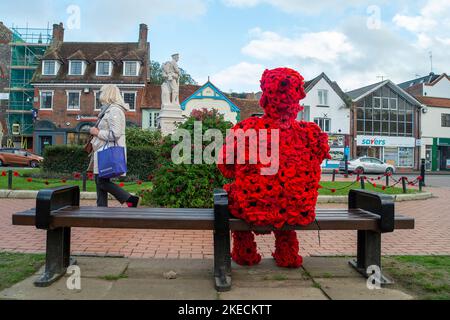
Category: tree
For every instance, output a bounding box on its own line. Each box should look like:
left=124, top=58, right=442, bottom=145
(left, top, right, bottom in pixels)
left=149, top=60, right=197, bottom=85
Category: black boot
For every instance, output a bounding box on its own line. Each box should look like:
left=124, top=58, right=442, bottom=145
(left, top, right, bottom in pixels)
left=126, top=196, right=140, bottom=208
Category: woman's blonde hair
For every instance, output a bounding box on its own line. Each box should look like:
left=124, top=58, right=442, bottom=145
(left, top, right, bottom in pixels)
left=99, top=84, right=125, bottom=106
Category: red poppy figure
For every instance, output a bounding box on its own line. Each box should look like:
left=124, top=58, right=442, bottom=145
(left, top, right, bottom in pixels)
left=218, top=68, right=330, bottom=268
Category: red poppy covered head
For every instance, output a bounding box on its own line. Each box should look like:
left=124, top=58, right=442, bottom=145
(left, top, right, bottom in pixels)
left=259, top=68, right=306, bottom=119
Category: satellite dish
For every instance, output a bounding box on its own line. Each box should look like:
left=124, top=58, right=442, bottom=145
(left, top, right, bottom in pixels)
left=422, top=107, right=429, bottom=114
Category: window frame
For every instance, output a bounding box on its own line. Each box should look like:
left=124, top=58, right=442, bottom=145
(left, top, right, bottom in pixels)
left=68, top=60, right=85, bottom=76
left=149, top=110, right=160, bottom=129
left=96, top=61, right=113, bottom=77
left=314, top=117, right=331, bottom=133
left=40, top=90, right=54, bottom=110
left=94, top=90, right=102, bottom=111
left=442, top=114, right=450, bottom=128
left=318, top=89, right=329, bottom=106
left=42, top=60, right=58, bottom=76
left=123, top=61, right=140, bottom=77
left=122, top=91, right=137, bottom=111
left=66, top=90, right=81, bottom=111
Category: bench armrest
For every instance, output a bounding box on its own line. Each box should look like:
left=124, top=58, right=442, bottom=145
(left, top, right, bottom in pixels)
left=348, top=190, right=395, bottom=233
left=36, top=186, right=80, bottom=230
left=213, top=189, right=230, bottom=231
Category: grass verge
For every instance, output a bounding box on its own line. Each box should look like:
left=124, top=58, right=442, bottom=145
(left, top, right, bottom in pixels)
left=0, top=252, right=45, bottom=292
left=383, top=256, right=450, bottom=300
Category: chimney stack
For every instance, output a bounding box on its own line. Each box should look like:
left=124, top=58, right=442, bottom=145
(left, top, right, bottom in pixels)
left=139, top=24, right=148, bottom=49
left=52, top=23, right=64, bottom=45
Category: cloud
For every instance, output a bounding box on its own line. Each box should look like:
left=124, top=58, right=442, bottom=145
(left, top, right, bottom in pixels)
left=242, top=28, right=358, bottom=63
left=0, top=0, right=208, bottom=41
left=210, top=62, right=266, bottom=92
left=393, top=0, right=450, bottom=43
left=222, top=0, right=381, bottom=14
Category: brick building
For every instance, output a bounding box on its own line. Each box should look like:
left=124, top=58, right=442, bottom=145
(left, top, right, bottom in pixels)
left=31, top=23, right=150, bottom=154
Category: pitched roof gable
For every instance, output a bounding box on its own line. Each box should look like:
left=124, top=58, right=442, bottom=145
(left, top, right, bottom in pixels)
left=180, top=81, right=240, bottom=113
left=67, top=49, right=87, bottom=61
left=346, top=80, right=422, bottom=107
left=304, top=72, right=349, bottom=105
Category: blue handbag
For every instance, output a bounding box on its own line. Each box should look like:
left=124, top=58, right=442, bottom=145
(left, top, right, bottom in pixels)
left=98, top=131, right=127, bottom=179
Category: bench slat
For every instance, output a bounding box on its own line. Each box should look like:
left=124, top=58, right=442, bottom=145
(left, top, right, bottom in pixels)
left=12, top=207, right=415, bottom=231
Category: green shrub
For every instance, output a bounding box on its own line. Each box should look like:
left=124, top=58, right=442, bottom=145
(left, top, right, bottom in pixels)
left=43, top=145, right=158, bottom=180
left=126, top=127, right=163, bottom=149
left=142, top=109, right=232, bottom=208
left=43, top=145, right=89, bottom=174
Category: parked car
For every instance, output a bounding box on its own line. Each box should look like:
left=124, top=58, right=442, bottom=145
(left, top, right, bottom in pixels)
left=339, top=157, right=395, bottom=174
left=0, top=148, right=43, bottom=168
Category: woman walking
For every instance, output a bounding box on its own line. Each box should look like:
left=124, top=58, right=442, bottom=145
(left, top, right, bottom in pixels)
left=89, top=84, right=140, bottom=208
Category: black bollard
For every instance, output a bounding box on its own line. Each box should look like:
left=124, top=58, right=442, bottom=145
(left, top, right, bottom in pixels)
left=402, top=177, right=407, bottom=194
left=332, top=169, right=336, bottom=182
left=8, top=170, right=13, bottom=190
left=420, top=158, right=426, bottom=188
left=360, top=176, right=365, bottom=190
left=386, top=174, right=390, bottom=188
left=82, top=172, right=87, bottom=192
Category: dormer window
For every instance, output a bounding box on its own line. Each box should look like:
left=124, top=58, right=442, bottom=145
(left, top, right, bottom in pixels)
left=96, top=61, right=112, bottom=76
left=42, top=60, right=60, bottom=76
left=123, top=61, right=140, bottom=76
left=69, top=60, right=86, bottom=76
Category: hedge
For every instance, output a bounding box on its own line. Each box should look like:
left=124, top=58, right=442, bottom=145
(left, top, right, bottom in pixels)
left=42, top=145, right=158, bottom=180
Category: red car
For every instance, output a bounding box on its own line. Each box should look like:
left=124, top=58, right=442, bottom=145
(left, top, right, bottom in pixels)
left=0, top=148, right=44, bottom=168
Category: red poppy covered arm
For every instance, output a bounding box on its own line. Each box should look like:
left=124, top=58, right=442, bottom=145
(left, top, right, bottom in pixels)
left=307, top=122, right=331, bottom=162
left=217, top=125, right=239, bottom=179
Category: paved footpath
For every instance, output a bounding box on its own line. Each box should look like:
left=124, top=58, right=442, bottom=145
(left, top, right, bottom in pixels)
left=1, top=187, right=449, bottom=258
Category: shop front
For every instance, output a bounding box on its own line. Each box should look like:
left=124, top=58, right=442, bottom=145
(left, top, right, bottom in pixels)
left=356, top=135, right=418, bottom=170
left=431, top=138, right=450, bottom=171
left=321, top=134, right=351, bottom=169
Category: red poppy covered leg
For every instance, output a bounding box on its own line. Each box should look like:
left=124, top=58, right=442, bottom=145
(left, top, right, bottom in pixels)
left=231, top=231, right=262, bottom=266
left=272, top=230, right=303, bottom=268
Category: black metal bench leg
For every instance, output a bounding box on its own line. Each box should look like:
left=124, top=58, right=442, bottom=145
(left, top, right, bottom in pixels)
left=214, top=189, right=232, bottom=292
left=35, top=227, right=76, bottom=287
left=214, top=229, right=232, bottom=292
left=349, top=230, right=392, bottom=285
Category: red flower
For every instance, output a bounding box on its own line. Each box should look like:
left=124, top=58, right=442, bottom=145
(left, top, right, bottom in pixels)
left=1, top=171, right=6, bottom=177
left=87, top=172, right=94, bottom=180
left=382, top=186, right=387, bottom=191
left=373, top=183, right=377, bottom=188
left=61, top=179, right=67, bottom=184
left=331, top=189, right=337, bottom=193
left=119, top=182, right=125, bottom=188
left=13, top=171, right=19, bottom=177
left=27, top=178, right=33, bottom=183
left=137, top=180, right=143, bottom=186
left=73, top=172, right=81, bottom=179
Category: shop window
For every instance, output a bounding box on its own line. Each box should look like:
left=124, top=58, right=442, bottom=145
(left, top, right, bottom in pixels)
left=384, top=147, right=398, bottom=166
left=399, top=147, right=414, bottom=167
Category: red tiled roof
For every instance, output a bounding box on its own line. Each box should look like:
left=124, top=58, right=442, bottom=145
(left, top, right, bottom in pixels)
left=230, top=98, right=263, bottom=120
left=415, top=96, right=450, bottom=108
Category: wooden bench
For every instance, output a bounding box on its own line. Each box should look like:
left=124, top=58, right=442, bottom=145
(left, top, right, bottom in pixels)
left=13, top=186, right=415, bottom=292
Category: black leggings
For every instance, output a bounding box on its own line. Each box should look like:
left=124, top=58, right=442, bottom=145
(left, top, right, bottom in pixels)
left=95, top=175, right=131, bottom=207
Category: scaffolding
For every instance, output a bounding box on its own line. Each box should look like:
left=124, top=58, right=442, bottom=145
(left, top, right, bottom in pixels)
left=6, top=24, right=52, bottom=149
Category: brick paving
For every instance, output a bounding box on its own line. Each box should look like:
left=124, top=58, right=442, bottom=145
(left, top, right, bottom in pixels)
left=0, top=187, right=449, bottom=258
